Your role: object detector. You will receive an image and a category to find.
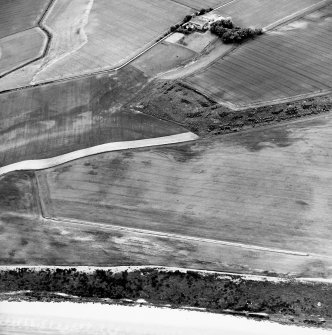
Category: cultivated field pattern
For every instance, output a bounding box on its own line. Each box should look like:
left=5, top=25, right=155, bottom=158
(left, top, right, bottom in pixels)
left=0, top=1, right=332, bottom=327
left=0, top=0, right=50, bottom=38
left=33, top=0, right=192, bottom=82
left=185, top=6, right=332, bottom=108
left=0, top=28, right=46, bottom=77
left=38, top=115, right=332, bottom=259
left=214, top=0, right=327, bottom=28
left=172, top=0, right=232, bottom=10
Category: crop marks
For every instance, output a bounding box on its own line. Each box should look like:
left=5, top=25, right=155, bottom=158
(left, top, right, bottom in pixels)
left=37, top=115, right=332, bottom=258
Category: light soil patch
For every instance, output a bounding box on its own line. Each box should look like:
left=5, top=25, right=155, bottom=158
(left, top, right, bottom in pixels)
left=37, top=114, right=332, bottom=259
left=32, top=0, right=192, bottom=82
left=214, top=0, right=328, bottom=28
left=0, top=28, right=47, bottom=76
left=0, top=67, right=188, bottom=168
left=184, top=8, right=332, bottom=108
left=0, top=0, right=51, bottom=38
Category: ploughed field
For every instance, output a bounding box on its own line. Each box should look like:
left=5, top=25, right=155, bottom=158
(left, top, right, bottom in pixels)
left=33, top=0, right=192, bottom=82
left=184, top=6, right=332, bottom=108
left=214, top=0, right=326, bottom=28
left=36, top=114, right=332, bottom=260
left=0, top=67, right=187, bottom=168
left=0, top=0, right=50, bottom=38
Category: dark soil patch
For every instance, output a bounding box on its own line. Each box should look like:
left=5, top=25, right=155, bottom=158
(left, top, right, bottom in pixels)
left=0, top=171, right=37, bottom=214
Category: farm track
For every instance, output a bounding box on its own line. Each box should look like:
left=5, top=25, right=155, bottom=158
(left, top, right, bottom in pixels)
left=0, top=0, right=55, bottom=80
left=0, top=133, right=198, bottom=177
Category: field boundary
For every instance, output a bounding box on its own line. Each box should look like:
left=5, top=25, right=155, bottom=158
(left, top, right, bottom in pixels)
left=43, top=216, right=309, bottom=257
left=0, top=265, right=326, bottom=282
left=0, top=0, right=55, bottom=80
left=0, top=132, right=198, bottom=177
left=0, top=1, right=193, bottom=94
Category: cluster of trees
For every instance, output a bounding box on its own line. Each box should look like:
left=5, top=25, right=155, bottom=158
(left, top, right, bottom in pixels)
left=1, top=268, right=329, bottom=320
left=210, top=19, right=263, bottom=43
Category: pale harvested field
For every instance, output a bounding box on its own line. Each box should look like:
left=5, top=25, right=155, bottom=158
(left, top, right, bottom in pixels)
left=0, top=0, right=50, bottom=38
left=33, top=0, right=192, bottom=82
left=0, top=28, right=46, bottom=76
left=0, top=67, right=187, bottom=167
left=38, top=114, right=332, bottom=259
left=214, top=0, right=327, bottom=28
left=184, top=7, right=332, bottom=108
left=171, top=0, right=232, bottom=10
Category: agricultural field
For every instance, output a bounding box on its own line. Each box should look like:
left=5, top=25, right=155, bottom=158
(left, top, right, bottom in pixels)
left=184, top=6, right=332, bottom=109
left=133, top=42, right=197, bottom=77
left=31, top=0, right=94, bottom=84
left=0, top=28, right=47, bottom=77
left=0, top=0, right=50, bottom=38
left=1, top=211, right=331, bottom=276
left=171, top=0, right=232, bottom=11
left=37, top=114, right=332, bottom=260
left=32, top=0, right=192, bottom=83
left=0, top=67, right=188, bottom=168
left=214, top=0, right=327, bottom=28
left=0, top=165, right=330, bottom=276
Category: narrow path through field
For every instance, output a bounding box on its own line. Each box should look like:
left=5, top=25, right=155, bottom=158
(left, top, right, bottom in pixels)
left=0, top=133, right=198, bottom=177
